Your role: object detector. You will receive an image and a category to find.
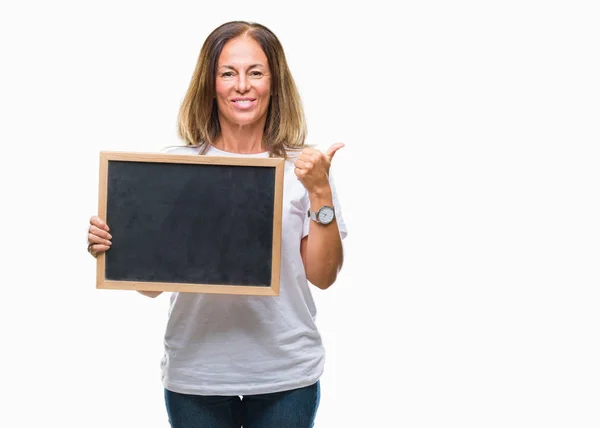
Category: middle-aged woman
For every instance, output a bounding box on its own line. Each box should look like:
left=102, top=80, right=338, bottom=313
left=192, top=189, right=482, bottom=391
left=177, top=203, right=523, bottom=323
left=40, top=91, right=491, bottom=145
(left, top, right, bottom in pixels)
left=88, top=21, right=348, bottom=428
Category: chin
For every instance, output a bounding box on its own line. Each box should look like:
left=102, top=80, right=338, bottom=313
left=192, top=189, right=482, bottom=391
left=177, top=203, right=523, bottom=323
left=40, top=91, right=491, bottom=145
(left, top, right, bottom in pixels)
left=228, top=114, right=266, bottom=127
left=230, top=120, right=257, bottom=127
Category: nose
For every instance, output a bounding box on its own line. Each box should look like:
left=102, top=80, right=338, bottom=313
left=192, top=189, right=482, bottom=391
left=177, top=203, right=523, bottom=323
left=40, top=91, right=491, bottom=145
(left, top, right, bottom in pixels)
left=235, top=73, right=250, bottom=94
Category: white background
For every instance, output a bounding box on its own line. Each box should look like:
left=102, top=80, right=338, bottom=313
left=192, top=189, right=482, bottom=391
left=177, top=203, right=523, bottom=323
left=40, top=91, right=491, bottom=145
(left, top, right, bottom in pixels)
left=1, top=1, right=599, bottom=427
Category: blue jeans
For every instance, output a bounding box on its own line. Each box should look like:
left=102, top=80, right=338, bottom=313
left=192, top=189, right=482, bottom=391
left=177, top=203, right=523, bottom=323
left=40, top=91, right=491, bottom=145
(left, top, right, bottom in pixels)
left=164, top=381, right=320, bottom=428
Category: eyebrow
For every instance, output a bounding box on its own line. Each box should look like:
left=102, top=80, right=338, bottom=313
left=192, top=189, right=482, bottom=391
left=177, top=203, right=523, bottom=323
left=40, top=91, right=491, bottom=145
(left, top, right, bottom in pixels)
left=218, top=64, right=266, bottom=70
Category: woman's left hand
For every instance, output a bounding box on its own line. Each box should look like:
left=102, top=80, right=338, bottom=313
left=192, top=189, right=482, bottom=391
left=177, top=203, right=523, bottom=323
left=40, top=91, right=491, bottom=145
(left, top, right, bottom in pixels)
left=294, top=143, right=344, bottom=194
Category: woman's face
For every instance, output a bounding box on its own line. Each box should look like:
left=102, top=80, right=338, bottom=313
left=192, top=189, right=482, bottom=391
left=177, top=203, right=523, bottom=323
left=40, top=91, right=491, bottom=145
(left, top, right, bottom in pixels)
left=215, top=35, right=271, bottom=129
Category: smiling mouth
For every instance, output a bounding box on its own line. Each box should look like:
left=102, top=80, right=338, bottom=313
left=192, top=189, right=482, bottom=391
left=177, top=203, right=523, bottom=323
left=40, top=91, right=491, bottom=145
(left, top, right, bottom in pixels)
left=232, top=99, right=255, bottom=106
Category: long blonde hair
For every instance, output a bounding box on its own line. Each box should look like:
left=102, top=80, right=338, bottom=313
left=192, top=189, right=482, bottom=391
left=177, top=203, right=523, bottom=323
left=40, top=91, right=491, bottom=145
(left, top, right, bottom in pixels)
left=177, top=21, right=307, bottom=158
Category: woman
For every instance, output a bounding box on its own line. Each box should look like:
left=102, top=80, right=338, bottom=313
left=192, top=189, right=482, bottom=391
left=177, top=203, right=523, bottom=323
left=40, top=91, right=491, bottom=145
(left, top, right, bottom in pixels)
left=88, top=21, right=347, bottom=428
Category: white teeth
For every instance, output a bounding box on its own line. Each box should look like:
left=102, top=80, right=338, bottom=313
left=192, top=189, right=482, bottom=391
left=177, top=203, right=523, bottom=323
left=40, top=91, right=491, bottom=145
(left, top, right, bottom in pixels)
left=235, top=100, right=252, bottom=105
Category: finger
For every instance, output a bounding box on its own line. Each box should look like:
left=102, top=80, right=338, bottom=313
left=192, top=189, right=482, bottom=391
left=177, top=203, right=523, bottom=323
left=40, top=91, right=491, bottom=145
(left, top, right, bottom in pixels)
left=295, top=159, right=314, bottom=170
left=90, top=215, right=110, bottom=232
left=301, top=147, right=319, bottom=156
left=294, top=167, right=305, bottom=179
left=88, top=231, right=112, bottom=247
left=89, top=225, right=112, bottom=240
left=297, top=152, right=318, bottom=163
left=326, top=142, right=345, bottom=160
left=89, top=243, right=110, bottom=257
left=304, top=160, right=314, bottom=170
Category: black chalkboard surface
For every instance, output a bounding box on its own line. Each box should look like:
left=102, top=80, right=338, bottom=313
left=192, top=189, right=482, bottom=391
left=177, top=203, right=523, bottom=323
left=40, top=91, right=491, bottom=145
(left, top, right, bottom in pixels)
left=96, top=151, right=284, bottom=295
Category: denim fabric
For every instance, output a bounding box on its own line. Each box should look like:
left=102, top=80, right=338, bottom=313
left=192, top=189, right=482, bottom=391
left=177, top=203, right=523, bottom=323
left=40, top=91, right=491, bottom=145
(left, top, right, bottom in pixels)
left=164, top=381, right=320, bottom=428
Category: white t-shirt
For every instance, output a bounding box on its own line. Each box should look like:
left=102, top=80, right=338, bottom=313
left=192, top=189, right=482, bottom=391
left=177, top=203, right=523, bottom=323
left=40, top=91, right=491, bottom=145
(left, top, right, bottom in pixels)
left=160, top=144, right=348, bottom=396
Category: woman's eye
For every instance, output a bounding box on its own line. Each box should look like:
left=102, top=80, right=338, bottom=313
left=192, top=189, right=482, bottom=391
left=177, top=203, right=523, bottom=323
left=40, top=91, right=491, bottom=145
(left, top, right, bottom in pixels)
left=221, top=71, right=234, bottom=78
left=249, top=71, right=263, bottom=78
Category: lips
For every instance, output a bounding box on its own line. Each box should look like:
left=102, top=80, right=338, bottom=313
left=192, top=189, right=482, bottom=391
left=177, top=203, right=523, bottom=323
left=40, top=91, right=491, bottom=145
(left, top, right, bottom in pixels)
left=231, top=98, right=256, bottom=109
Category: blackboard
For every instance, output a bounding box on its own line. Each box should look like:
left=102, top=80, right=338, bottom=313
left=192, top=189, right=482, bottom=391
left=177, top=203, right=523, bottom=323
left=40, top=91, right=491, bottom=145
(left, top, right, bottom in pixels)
left=96, top=151, right=284, bottom=295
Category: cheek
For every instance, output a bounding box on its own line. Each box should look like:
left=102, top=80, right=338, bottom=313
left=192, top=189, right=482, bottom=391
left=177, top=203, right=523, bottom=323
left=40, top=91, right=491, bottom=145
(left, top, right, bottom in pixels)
left=256, top=81, right=271, bottom=98
left=215, top=81, right=230, bottom=98
left=215, top=82, right=230, bottom=110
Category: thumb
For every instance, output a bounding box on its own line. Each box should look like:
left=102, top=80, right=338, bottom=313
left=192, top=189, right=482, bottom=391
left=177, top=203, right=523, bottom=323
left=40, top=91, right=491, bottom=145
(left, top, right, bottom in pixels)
left=326, top=142, right=345, bottom=161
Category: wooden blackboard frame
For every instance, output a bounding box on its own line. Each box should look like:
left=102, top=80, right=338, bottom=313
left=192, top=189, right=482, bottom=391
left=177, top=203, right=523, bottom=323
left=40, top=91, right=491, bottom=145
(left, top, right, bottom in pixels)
left=96, top=151, right=284, bottom=296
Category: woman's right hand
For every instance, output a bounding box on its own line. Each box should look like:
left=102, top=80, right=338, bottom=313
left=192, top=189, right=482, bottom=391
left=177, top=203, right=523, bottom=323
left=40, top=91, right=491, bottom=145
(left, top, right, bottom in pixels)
left=88, top=215, right=112, bottom=258
left=87, top=216, right=161, bottom=298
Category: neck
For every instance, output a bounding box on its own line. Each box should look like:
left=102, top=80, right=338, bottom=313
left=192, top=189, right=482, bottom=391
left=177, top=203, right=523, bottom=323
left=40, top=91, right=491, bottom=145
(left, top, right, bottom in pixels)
left=214, top=121, right=267, bottom=154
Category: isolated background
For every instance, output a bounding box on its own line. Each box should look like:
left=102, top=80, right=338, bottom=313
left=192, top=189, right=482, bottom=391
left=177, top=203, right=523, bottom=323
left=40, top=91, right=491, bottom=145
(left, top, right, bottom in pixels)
left=1, top=1, right=599, bottom=427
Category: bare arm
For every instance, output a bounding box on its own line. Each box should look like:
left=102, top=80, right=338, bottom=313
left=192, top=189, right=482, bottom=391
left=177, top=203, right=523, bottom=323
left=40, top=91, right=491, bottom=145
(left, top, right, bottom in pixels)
left=136, top=290, right=163, bottom=298
left=295, top=143, right=345, bottom=290
left=300, top=188, right=344, bottom=289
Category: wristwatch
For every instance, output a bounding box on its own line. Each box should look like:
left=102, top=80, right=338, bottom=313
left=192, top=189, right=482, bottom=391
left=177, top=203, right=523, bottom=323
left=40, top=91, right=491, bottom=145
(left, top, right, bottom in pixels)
left=308, top=205, right=336, bottom=225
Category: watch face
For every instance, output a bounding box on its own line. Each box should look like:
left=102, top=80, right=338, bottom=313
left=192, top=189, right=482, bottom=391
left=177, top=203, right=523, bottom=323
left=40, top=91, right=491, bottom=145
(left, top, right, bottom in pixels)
left=317, top=206, right=335, bottom=224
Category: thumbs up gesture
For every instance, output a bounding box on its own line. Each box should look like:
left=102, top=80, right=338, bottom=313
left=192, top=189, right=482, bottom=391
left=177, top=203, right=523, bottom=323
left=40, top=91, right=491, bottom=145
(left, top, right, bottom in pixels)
left=294, top=142, right=344, bottom=194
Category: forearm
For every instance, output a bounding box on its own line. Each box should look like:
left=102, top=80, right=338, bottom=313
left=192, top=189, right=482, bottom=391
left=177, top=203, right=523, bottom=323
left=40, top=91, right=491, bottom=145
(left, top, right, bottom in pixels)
left=137, top=290, right=163, bottom=298
left=304, top=189, right=344, bottom=289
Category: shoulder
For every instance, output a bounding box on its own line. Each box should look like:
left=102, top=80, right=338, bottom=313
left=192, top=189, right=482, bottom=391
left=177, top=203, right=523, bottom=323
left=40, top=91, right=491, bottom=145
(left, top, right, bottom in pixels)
left=161, top=145, right=202, bottom=155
